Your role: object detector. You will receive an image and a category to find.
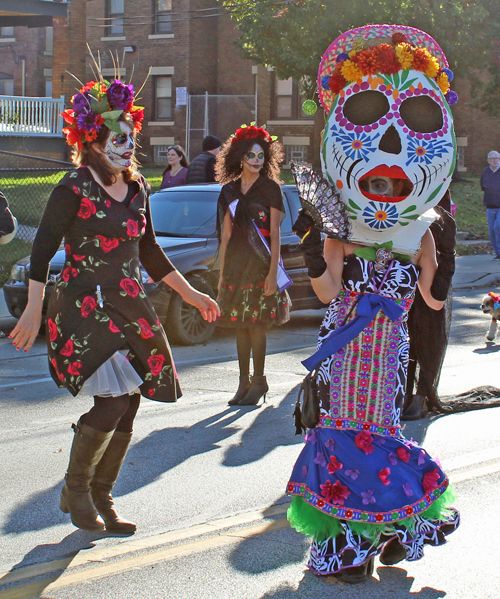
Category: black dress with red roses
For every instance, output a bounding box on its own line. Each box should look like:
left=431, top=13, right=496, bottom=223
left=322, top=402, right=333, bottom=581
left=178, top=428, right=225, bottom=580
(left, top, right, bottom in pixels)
left=30, top=166, right=181, bottom=402
left=216, top=176, right=290, bottom=328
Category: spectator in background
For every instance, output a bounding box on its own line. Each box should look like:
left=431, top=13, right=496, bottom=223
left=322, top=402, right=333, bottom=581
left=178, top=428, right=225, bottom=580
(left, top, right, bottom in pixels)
left=160, top=145, right=189, bottom=189
left=185, top=135, right=221, bottom=184
left=480, top=150, right=500, bottom=260
left=0, top=190, right=17, bottom=245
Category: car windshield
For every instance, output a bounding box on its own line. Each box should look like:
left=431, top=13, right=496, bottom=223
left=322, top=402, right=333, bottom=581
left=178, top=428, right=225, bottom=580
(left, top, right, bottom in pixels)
left=150, top=189, right=220, bottom=238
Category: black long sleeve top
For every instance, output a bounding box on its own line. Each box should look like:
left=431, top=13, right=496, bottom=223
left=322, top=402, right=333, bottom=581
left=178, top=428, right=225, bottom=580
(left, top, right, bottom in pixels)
left=30, top=182, right=176, bottom=284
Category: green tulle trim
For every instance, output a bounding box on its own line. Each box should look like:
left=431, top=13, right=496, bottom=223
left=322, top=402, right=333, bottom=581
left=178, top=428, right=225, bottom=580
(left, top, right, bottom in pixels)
left=287, top=486, right=457, bottom=543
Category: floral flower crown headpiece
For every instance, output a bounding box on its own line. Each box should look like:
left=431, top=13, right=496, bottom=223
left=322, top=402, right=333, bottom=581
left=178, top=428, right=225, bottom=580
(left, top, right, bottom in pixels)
left=61, top=48, right=146, bottom=150
left=231, top=122, right=278, bottom=145
left=318, top=24, right=457, bottom=114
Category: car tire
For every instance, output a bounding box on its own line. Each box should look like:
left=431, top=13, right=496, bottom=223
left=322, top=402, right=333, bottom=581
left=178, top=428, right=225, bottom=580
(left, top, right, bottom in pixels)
left=165, top=273, right=217, bottom=346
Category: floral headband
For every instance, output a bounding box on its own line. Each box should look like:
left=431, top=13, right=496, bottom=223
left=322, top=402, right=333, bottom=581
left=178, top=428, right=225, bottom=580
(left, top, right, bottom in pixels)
left=231, top=122, right=278, bottom=145
left=317, top=25, right=458, bottom=114
left=61, top=79, right=145, bottom=150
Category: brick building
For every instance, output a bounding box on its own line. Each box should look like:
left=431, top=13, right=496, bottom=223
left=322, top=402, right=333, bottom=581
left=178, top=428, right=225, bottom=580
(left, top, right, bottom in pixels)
left=1, top=0, right=499, bottom=172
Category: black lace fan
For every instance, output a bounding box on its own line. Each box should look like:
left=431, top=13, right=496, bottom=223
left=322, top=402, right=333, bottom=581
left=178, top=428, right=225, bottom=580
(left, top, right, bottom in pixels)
left=291, top=162, right=351, bottom=242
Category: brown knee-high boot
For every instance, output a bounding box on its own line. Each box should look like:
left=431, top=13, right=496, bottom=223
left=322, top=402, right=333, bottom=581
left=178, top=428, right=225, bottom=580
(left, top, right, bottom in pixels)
left=91, top=430, right=136, bottom=534
left=60, top=421, right=114, bottom=531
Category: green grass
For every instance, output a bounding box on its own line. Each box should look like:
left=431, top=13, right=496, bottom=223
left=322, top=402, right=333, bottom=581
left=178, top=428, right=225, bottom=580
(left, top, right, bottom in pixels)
left=449, top=175, right=488, bottom=239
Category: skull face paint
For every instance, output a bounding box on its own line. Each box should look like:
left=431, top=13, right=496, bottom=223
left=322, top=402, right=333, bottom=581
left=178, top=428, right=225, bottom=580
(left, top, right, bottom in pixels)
left=104, top=122, right=135, bottom=168
left=242, top=143, right=265, bottom=175
left=322, top=70, right=456, bottom=250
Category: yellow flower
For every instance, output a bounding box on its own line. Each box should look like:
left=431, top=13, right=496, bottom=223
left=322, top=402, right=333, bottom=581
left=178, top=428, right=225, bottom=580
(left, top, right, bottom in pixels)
left=395, top=43, right=414, bottom=70
left=348, top=50, right=357, bottom=59
left=425, top=56, right=440, bottom=78
left=341, top=60, right=363, bottom=82
left=352, top=37, right=367, bottom=52
left=436, top=72, right=450, bottom=94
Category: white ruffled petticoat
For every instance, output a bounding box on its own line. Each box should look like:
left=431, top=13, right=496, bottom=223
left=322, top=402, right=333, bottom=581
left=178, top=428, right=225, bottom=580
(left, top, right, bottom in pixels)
left=79, top=350, right=143, bottom=397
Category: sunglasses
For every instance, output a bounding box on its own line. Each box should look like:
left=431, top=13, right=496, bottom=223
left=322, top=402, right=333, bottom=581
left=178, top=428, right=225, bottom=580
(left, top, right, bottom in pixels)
left=245, top=151, right=265, bottom=160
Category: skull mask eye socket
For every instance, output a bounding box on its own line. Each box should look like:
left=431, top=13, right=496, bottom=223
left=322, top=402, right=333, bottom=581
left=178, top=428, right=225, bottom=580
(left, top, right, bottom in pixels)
left=343, top=91, right=390, bottom=125
left=399, top=96, right=443, bottom=133
left=112, top=133, right=128, bottom=146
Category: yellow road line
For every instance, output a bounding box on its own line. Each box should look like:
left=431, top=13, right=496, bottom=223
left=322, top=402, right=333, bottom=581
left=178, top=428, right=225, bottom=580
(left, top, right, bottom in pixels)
left=1, top=459, right=499, bottom=598
left=0, top=519, right=289, bottom=599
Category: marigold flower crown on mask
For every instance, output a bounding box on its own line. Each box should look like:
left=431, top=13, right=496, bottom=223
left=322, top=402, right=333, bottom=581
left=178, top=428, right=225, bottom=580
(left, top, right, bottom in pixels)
left=317, top=24, right=457, bottom=254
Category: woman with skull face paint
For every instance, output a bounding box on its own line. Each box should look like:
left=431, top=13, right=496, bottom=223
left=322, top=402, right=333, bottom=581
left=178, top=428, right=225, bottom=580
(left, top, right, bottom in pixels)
left=286, top=26, right=460, bottom=584
left=215, top=125, right=290, bottom=405
left=10, top=78, right=219, bottom=534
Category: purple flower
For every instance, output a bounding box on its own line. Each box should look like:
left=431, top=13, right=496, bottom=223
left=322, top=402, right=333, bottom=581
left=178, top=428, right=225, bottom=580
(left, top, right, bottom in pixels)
left=418, top=450, right=426, bottom=465
left=107, top=80, right=134, bottom=110
left=402, top=483, right=414, bottom=497
left=72, top=92, right=91, bottom=115
left=314, top=452, right=327, bottom=468
left=345, top=469, right=359, bottom=480
left=388, top=453, right=398, bottom=466
left=445, top=90, right=458, bottom=106
left=76, top=110, right=102, bottom=133
left=336, top=52, right=349, bottom=63
left=321, top=75, right=331, bottom=90
left=305, top=429, right=317, bottom=444
left=361, top=489, right=376, bottom=505
left=325, top=438, right=335, bottom=450
left=442, top=68, right=454, bottom=82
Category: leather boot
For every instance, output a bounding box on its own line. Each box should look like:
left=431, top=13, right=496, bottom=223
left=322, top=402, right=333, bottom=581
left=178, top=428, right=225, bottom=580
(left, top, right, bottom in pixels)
left=239, top=375, right=269, bottom=406
left=379, top=537, right=406, bottom=565
left=60, top=421, right=113, bottom=531
left=401, top=394, right=429, bottom=421
left=228, top=375, right=251, bottom=405
left=91, top=430, right=136, bottom=534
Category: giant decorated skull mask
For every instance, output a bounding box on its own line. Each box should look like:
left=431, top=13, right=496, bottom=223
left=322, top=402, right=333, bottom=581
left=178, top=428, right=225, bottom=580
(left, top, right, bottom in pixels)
left=318, top=25, right=457, bottom=254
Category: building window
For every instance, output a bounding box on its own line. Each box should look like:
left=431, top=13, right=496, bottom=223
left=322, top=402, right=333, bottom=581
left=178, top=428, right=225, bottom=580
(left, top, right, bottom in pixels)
left=155, top=0, right=172, bottom=34
left=106, top=0, right=125, bottom=36
left=285, top=145, right=308, bottom=165
left=45, top=27, right=53, bottom=55
left=0, top=73, right=14, bottom=95
left=273, top=75, right=312, bottom=119
left=154, top=76, right=172, bottom=120
left=0, top=27, right=14, bottom=38
left=153, top=145, right=170, bottom=164
left=45, top=79, right=53, bottom=97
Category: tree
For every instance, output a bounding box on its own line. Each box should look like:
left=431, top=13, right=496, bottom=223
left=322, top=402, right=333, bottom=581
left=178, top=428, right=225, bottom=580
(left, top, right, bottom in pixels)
left=219, top=0, right=500, bottom=117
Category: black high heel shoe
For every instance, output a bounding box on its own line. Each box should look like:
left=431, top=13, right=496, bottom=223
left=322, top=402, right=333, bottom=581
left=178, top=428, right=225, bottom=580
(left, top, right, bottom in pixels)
left=228, top=375, right=251, bottom=405
left=238, top=375, right=268, bottom=405
left=338, top=557, right=374, bottom=584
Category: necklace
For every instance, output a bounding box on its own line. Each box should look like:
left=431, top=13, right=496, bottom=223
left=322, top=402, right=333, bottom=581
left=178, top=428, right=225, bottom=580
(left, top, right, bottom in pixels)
left=170, top=165, right=182, bottom=177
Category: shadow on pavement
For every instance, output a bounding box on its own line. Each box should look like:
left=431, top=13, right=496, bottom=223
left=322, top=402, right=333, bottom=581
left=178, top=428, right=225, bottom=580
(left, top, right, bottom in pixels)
left=259, top=565, right=446, bottom=598
left=472, top=342, right=500, bottom=354
left=0, top=530, right=105, bottom=597
left=223, top=384, right=303, bottom=467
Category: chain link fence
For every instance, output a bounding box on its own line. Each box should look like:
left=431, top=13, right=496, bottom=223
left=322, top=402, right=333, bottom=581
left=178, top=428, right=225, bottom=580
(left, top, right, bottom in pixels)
left=0, top=151, right=71, bottom=285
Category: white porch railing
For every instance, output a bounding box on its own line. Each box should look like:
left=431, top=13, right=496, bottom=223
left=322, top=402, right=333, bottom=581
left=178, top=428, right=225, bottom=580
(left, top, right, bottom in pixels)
left=0, top=95, right=65, bottom=137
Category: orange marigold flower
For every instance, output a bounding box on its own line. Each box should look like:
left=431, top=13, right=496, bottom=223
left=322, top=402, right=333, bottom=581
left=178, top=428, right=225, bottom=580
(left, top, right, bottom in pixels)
left=354, top=48, right=380, bottom=75
left=85, top=129, right=98, bottom=142
left=375, top=45, right=400, bottom=75
left=341, top=59, right=363, bottom=82
left=395, top=43, right=414, bottom=70
left=436, top=72, right=450, bottom=94
left=329, top=71, right=347, bottom=94
left=412, top=47, right=431, bottom=72
left=425, top=56, right=440, bottom=78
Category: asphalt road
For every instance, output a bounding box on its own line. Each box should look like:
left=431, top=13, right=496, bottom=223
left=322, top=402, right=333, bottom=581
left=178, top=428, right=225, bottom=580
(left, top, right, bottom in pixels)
left=0, top=291, right=499, bottom=599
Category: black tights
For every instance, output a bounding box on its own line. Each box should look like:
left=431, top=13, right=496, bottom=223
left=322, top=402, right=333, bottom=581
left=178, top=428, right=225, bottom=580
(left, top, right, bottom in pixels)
left=236, top=326, right=267, bottom=377
left=82, top=393, right=141, bottom=433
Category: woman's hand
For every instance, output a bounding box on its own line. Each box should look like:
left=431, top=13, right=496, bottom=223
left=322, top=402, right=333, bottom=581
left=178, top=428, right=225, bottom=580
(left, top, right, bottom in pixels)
left=183, top=289, right=220, bottom=322
left=264, top=271, right=277, bottom=296
left=9, top=304, right=43, bottom=352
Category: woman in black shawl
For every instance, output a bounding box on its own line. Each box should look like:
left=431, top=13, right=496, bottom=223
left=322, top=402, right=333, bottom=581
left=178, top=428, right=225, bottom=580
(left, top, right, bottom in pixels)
left=216, top=125, right=290, bottom=405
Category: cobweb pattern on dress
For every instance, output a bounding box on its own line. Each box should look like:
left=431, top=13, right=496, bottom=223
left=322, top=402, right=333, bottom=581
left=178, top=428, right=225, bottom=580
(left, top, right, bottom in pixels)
left=291, top=162, right=351, bottom=242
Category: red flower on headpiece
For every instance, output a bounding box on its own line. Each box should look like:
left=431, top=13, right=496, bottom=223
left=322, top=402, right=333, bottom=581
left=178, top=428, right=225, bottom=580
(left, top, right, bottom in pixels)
left=391, top=32, right=407, bottom=45
left=232, top=125, right=272, bottom=145
left=353, top=48, right=380, bottom=75
left=328, top=71, right=347, bottom=94
left=375, top=44, right=400, bottom=75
